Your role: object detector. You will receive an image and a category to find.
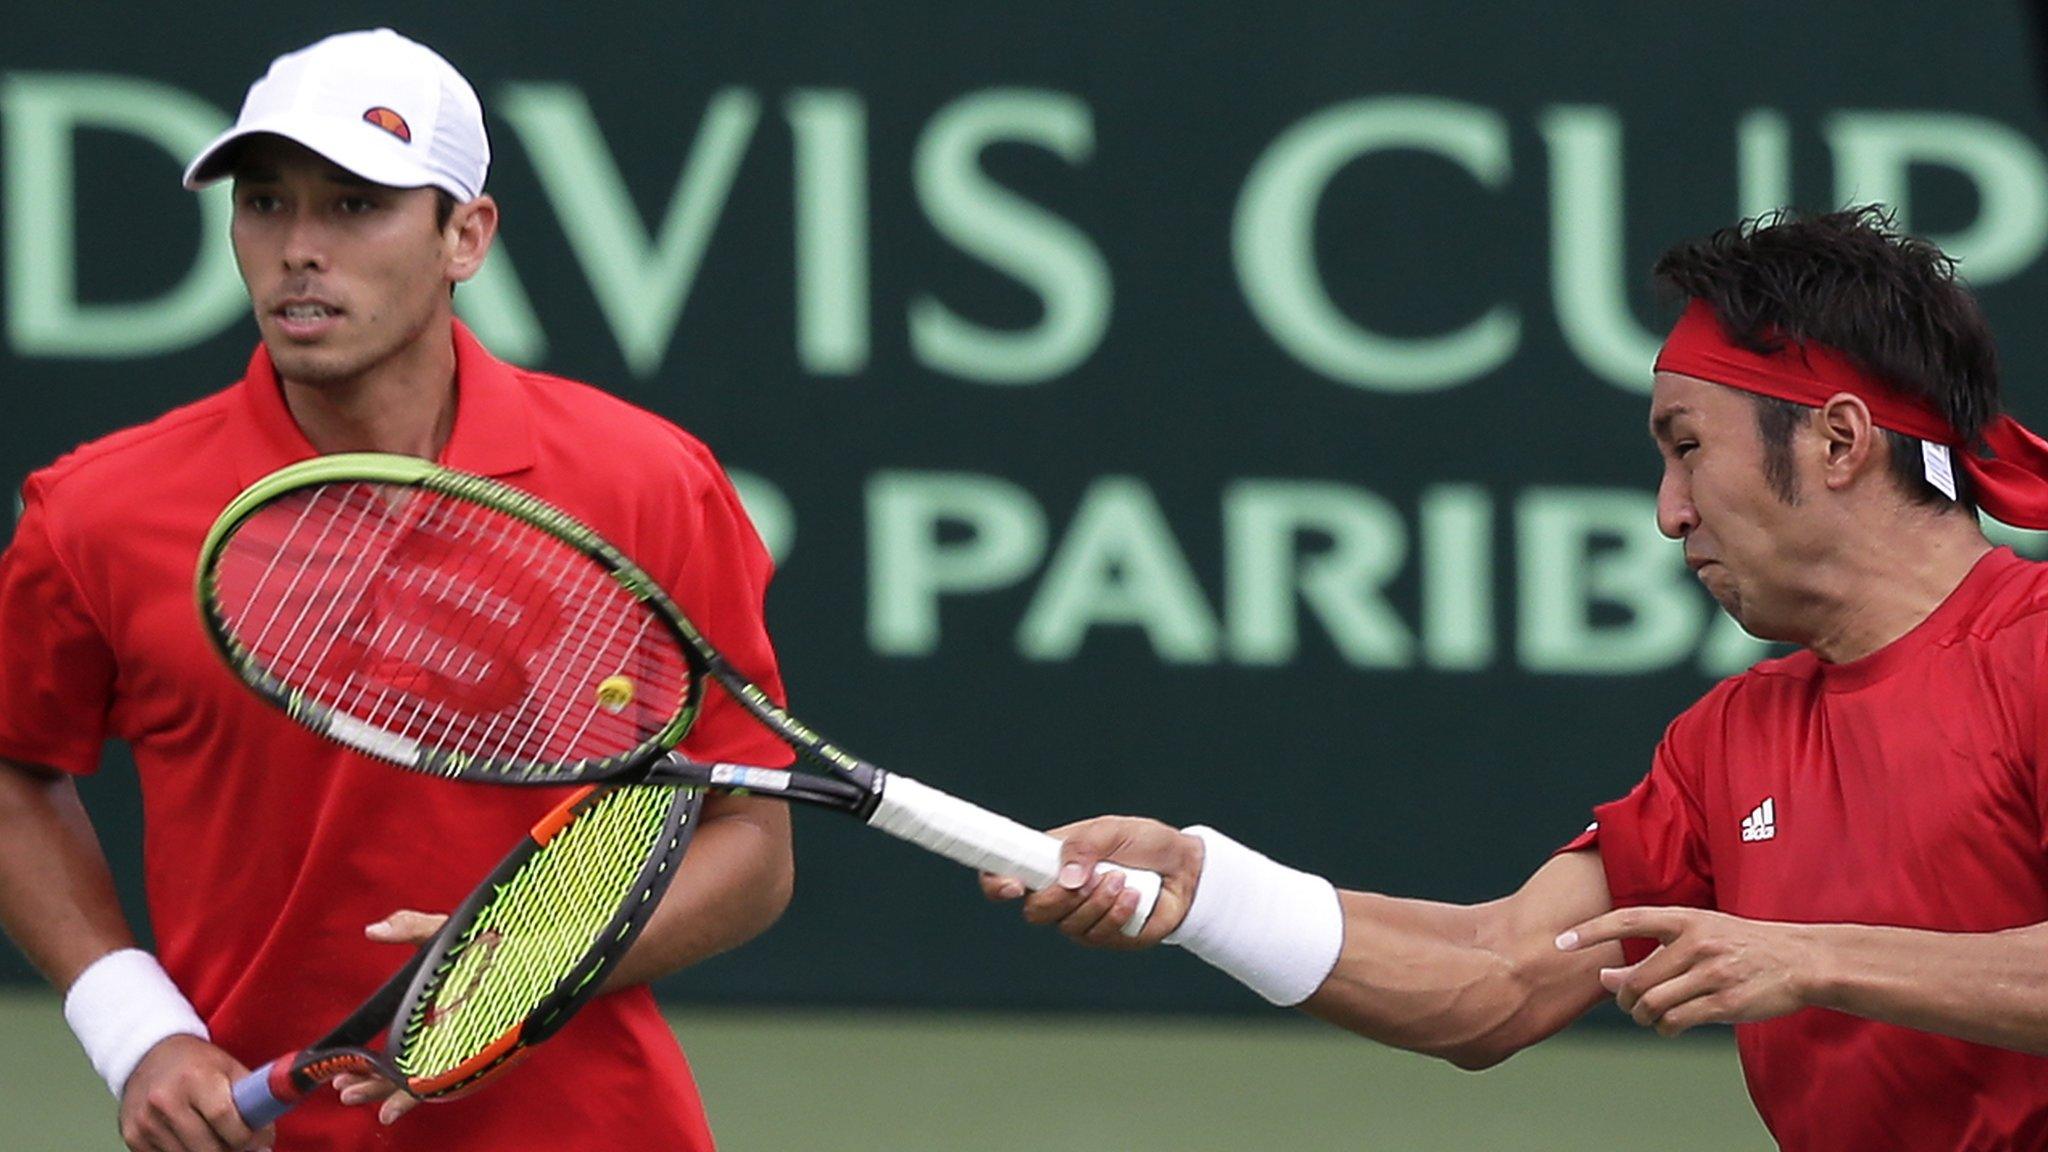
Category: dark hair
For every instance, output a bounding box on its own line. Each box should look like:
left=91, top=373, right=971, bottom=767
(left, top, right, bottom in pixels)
left=1652, top=205, right=1999, bottom=512
left=435, top=190, right=462, bottom=299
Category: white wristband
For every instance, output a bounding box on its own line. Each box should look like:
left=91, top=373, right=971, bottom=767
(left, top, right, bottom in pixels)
left=1164, top=826, right=1343, bottom=1006
left=63, top=949, right=210, bottom=1098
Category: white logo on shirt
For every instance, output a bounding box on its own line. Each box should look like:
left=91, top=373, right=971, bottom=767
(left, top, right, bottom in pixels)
left=1740, top=797, right=1776, bottom=843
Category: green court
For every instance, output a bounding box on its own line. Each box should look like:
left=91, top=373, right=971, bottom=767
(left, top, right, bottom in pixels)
left=1, top=992, right=1768, bottom=1149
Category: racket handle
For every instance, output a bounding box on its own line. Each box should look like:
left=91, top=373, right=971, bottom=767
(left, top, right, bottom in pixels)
left=232, top=1061, right=294, bottom=1128
left=867, top=773, right=1161, bottom=936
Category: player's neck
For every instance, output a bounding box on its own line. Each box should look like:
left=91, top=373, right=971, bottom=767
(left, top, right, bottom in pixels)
left=279, top=323, right=459, bottom=461
left=1803, top=511, right=1991, bottom=664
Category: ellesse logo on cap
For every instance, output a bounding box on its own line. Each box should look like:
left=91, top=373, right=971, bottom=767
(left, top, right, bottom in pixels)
left=362, top=107, right=412, bottom=143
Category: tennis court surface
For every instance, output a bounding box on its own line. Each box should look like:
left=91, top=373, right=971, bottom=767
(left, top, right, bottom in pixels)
left=1, top=991, right=1768, bottom=1149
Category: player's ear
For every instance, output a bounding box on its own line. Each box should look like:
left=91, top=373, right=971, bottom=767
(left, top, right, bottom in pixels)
left=445, top=195, right=499, bottom=286
left=1815, top=392, right=1878, bottom=490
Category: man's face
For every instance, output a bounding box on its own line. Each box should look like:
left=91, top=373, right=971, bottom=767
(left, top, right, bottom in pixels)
left=229, top=136, right=454, bottom=387
left=1649, top=371, right=1823, bottom=642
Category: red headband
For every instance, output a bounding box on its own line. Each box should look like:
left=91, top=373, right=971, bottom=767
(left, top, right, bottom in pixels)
left=1654, top=299, right=2048, bottom=530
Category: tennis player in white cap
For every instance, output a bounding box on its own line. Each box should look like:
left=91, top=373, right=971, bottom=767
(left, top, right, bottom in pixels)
left=0, top=28, right=797, bottom=1152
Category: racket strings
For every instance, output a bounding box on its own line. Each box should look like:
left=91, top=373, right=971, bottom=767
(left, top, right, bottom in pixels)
left=213, top=483, right=694, bottom=775
left=338, top=495, right=668, bottom=767
left=293, top=486, right=421, bottom=698
left=478, top=541, right=659, bottom=772
left=243, top=481, right=378, bottom=660
left=394, top=785, right=686, bottom=1080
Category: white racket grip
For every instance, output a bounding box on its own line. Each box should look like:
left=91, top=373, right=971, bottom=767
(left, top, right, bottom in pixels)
left=866, top=773, right=1160, bottom=936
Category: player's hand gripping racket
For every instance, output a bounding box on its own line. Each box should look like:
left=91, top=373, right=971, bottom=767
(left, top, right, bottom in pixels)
left=232, top=783, right=699, bottom=1127
left=196, top=453, right=1159, bottom=932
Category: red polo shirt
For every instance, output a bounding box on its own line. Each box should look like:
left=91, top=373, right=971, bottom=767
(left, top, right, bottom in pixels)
left=1568, top=547, right=2048, bottom=1151
left=0, top=323, right=791, bottom=1151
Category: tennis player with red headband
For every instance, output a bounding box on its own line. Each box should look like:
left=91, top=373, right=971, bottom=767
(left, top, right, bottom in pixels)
left=988, top=205, right=2048, bottom=1149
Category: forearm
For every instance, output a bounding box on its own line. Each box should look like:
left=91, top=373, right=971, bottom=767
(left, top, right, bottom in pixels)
left=602, top=793, right=793, bottom=989
left=1304, top=886, right=1612, bottom=1069
left=1804, top=920, right=2048, bottom=1054
left=0, top=760, right=137, bottom=988
left=1022, top=823, right=1618, bottom=1067
left=0, top=761, right=213, bottom=1104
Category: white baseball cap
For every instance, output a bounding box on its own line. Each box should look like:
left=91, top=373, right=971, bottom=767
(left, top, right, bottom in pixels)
left=183, top=28, right=489, bottom=201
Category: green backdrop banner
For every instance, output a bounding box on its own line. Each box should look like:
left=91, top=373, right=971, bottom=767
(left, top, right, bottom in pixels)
left=5, top=2, right=2048, bottom=1009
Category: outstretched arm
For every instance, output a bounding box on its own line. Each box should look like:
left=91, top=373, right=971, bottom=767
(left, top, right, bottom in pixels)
left=987, top=818, right=1620, bottom=1070
left=1307, top=850, right=1617, bottom=1068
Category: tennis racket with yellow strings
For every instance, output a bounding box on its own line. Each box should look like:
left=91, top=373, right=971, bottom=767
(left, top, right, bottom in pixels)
left=230, top=782, right=700, bottom=1127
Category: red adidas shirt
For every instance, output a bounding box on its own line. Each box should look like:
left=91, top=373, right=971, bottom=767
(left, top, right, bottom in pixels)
left=1572, top=547, right=2048, bottom=1150
left=0, top=323, right=791, bottom=1151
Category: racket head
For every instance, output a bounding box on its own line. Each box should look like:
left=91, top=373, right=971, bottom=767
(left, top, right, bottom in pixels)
left=383, top=782, right=702, bottom=1100
left=197, top=453, right=705, bottom=785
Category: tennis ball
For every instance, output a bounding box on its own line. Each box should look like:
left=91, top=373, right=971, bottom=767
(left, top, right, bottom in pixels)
left=595, top=675, right=635, bottom=712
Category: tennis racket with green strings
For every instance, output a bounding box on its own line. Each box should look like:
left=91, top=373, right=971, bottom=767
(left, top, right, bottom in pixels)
left=196, top=453, right=1160, bottom=940
left=231, top=782, right=700, bottom=1127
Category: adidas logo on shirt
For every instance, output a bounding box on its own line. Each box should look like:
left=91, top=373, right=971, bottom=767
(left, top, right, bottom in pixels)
left=1740, top=797, right=1776, bottom=843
